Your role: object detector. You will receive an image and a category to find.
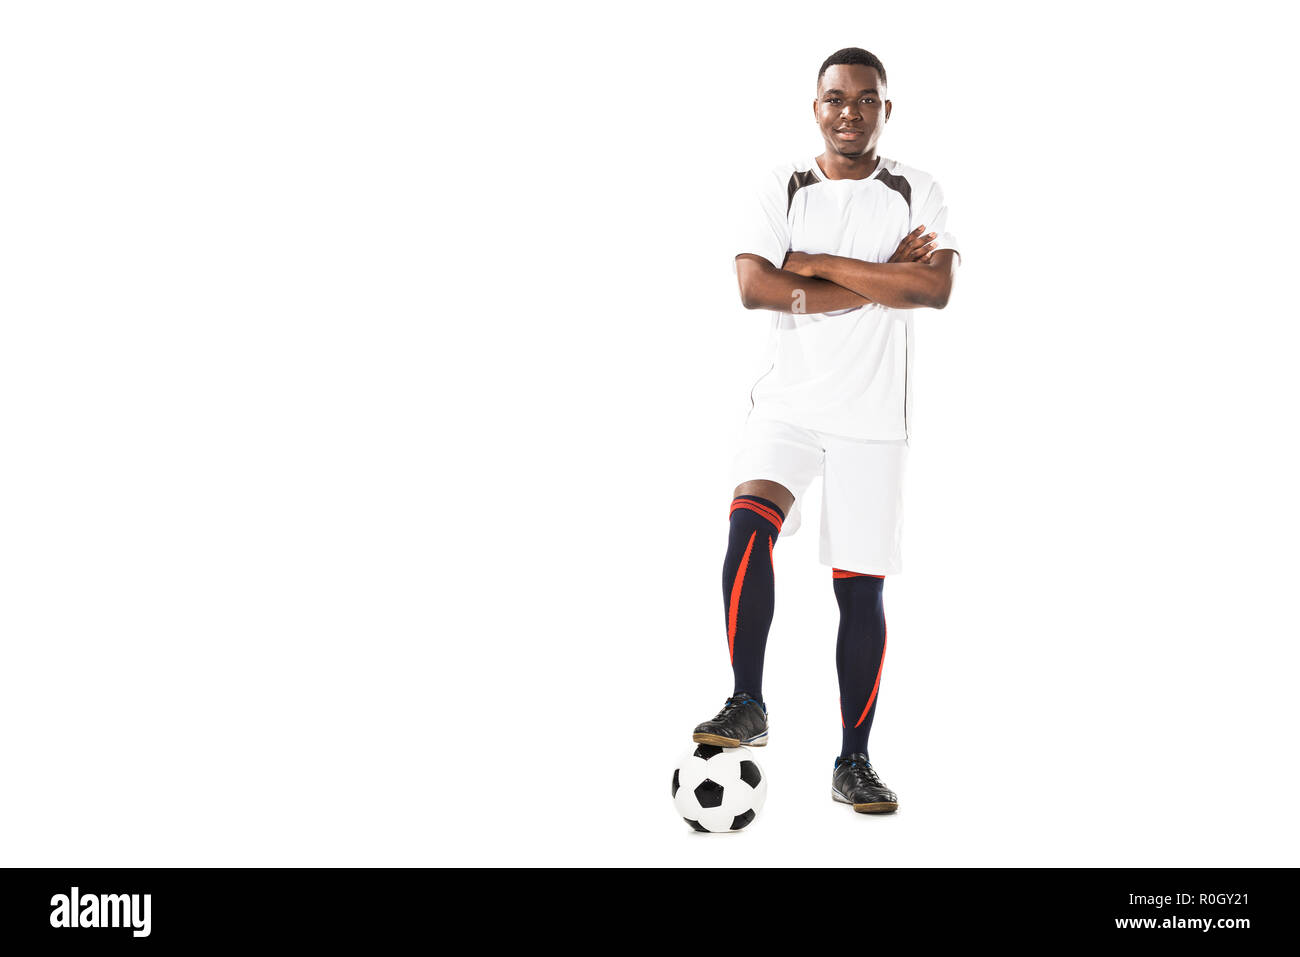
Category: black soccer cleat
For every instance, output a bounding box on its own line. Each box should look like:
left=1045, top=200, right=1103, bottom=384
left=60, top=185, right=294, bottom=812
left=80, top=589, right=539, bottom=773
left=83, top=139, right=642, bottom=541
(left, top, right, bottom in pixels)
left=692, top=692, right=768, bottom=748
left=832, top=753, right=898, bottom=814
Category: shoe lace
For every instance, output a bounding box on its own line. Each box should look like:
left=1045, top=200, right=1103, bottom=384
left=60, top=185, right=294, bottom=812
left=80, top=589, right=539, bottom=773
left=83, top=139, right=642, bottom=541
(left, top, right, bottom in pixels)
left=712, top=694, right=756, bottom=721
left=838, top=757, right=880, bottom=788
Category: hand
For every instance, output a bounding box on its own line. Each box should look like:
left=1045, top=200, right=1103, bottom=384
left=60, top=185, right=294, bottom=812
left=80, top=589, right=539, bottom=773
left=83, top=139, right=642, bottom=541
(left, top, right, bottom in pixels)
left=781, top=250, right=820, bottom=277
left=888, top=226, right=938, bottom=264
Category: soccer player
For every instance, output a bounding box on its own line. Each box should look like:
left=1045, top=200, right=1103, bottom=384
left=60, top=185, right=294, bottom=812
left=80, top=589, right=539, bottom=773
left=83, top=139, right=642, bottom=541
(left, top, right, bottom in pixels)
left=691, top=47, right=961, bottom=814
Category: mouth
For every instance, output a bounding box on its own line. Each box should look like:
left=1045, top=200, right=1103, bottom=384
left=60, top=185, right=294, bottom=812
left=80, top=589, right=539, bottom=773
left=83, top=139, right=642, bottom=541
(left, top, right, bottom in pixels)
left=834, top=128, right=864, bottom=138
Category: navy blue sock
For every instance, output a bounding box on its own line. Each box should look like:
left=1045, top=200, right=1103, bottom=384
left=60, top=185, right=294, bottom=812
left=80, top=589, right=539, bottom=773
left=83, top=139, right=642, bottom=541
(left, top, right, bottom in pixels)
left=722, top=495, right=785, bottom=703
left=833, top=570, right=887, bottom=761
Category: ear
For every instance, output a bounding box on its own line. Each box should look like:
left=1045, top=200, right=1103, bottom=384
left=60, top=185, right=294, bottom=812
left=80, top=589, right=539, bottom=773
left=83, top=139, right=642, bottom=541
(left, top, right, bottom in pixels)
left=884, top=99, right=892, bottom=122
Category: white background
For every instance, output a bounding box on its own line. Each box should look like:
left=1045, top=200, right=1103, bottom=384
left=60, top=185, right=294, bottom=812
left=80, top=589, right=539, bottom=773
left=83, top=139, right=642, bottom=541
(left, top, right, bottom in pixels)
left=2, top=0, right=1298, bottom=866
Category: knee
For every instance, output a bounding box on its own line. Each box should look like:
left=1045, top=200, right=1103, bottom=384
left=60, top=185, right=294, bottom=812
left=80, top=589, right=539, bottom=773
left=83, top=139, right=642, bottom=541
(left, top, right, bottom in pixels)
left=832, top=569, right=885, bottom=601
left=832, top=569, right=884, bottom=613
left=732, top=479, right=794, bottom=517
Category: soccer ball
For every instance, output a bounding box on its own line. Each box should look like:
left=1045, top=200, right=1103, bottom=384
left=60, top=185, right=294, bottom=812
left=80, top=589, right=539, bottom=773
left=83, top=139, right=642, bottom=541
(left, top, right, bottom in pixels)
left=671, top=743, right=767, bottom=832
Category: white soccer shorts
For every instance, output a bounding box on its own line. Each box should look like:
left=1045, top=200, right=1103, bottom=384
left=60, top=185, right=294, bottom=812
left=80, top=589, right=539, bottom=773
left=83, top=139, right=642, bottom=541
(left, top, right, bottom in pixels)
left=729, top=414, right=908, bottom=576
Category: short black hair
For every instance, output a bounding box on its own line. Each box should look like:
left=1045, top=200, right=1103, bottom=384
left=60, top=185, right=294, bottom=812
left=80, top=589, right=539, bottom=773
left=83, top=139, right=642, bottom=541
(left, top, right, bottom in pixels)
left=817, top=48, right=887, bottom=90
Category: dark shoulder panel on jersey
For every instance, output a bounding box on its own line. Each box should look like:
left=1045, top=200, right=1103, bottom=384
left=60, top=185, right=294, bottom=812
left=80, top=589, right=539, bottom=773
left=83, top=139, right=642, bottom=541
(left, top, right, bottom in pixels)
left=788, top=164, right=913, bottom=213
left=876, top=169, right=912, bottom=210
left=786, top=169, right=819, bottom=214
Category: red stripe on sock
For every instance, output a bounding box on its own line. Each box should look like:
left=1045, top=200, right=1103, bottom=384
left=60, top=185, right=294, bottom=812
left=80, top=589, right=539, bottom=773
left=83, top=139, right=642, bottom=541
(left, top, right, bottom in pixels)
left=727, top=530, right=757, bottom=664
left=853, top=615, right=887, bottom=728
left=731, top=498, right=784, bottom=533
left=832, top=568, right=885, bottom=579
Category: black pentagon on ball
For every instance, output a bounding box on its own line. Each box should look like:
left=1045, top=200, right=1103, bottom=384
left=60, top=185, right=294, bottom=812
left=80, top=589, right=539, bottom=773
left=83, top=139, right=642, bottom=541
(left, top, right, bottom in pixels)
left=730, top=809, right=755, bottom=830
left=694, top=779, right=725, bottom=809
left=693, top=743, right=723, bottom=760
left=684, top=818, right=709, bottom=832
left=739, top=759, right=762, bottom=788
left=672, top=769, right=680, bottom=797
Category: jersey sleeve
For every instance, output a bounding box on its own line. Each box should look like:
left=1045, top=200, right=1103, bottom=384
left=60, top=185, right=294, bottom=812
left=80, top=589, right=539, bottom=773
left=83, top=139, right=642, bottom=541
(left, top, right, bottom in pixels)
left=733, top=168, right=791, bottom=272
left=913, top=178, right=961, bottom=263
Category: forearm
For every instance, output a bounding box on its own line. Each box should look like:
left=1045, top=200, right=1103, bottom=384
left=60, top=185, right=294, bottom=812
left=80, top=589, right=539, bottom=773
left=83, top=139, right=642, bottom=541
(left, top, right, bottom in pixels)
left=736, top=258, right=871, bottom=313
left=809, top=255, right=949, bottom=309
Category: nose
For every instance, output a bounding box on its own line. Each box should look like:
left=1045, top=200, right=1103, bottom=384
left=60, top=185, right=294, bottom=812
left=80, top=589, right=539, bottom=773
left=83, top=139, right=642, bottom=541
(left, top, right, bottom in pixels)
left=840, top=102, right=861, bottom=121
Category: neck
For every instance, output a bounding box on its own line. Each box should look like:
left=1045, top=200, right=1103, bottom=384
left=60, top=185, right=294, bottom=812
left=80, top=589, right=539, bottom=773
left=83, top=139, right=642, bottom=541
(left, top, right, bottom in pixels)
left=816, top=150, right=881, bottom=181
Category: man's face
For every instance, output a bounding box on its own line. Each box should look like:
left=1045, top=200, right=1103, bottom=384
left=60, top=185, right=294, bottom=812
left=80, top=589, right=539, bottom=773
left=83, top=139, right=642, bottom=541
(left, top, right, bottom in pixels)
left=814, top=64, right=890, bottom=158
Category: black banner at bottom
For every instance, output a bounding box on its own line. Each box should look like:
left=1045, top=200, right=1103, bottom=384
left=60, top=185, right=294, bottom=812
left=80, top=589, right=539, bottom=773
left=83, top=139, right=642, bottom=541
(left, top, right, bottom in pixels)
left=0, top=867, right=1281, bottom=944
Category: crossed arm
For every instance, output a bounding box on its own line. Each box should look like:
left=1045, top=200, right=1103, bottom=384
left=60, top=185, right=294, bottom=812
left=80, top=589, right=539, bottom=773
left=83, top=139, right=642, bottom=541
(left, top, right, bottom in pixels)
left=735, top=227, right=959, bottom=312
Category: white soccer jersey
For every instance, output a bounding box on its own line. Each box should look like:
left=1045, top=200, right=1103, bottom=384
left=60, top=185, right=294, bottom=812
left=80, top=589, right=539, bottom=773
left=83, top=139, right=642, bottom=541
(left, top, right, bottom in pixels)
left=734, top=155, right=960, bottom=441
